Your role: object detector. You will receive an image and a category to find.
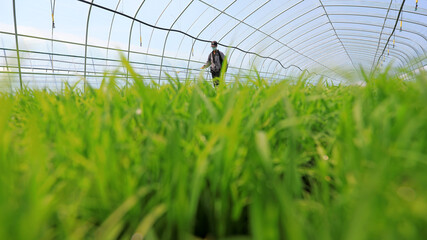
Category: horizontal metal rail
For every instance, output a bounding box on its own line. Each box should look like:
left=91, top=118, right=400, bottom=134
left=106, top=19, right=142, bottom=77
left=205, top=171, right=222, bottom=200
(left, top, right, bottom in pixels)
left=0, top=47, right=285, bottom=79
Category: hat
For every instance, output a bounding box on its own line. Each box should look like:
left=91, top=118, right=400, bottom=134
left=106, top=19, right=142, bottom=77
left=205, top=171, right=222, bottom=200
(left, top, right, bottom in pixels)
left=211, top=41, right=218, bottom=46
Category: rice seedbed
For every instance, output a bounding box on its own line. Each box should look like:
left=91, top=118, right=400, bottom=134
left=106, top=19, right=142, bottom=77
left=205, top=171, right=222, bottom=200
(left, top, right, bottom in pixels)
left=1, top=65, right=427, bottom=240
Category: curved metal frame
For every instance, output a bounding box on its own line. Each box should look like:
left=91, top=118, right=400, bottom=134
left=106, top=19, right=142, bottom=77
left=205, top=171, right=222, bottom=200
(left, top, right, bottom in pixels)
left=192, top=0, right=337, bottom=80
left=279, top=26, right=425, bottom=66
left=12, top=0, right=22, bottom=89
left=3, top=0, right=427, bottom=90
left=274, top=22, right=422, bottom=70
left=158, top=0, right=195, bottom=83
left=83, top=0, right=94, bottom=91
left=185, top=0, right=238, bottom=79
left=371, top=0, right=394, bottom=71
left=279, top=32, right=420, bottom=69
left=144, top=0, right=172, bottom=78
left=232, top=6, right=338, bottom=75
left=230, top=3, right=426, bottom=73
left=318, top=0, right=357, bottom=72
left=296, top=44, right=407, bottom=70
left=227, top=0, right=305, bottom=70
left=106, top=0, right=122, bottom=65
left=125, top=1, right=147, bottom=84
left=265, top=20, right=425, bottom=71
left=175, top=6, right=210, bottom=58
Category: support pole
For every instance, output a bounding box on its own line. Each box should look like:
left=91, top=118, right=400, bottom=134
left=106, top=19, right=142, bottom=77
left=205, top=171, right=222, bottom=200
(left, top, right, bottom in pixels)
left=12, top=0, right=22, bottom=89
left=84, top=0, right=94, bottom=92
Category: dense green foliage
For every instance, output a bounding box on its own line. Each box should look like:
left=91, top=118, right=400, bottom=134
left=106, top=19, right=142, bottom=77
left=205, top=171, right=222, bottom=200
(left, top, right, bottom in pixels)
left=1, top=65, right=427, bottom=240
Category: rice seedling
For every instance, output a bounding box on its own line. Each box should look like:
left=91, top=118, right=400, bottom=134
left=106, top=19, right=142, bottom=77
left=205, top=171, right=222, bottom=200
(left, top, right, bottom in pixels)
left=0, top=62, right=426, bottom=240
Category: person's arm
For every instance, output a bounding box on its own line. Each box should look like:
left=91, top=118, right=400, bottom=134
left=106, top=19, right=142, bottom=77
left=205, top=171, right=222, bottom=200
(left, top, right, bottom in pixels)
left=201, top=53, right=211, bottom=69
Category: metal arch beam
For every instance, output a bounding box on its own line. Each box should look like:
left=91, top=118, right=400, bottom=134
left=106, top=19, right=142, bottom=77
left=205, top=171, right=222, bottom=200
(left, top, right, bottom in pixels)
left=322, top=3, right=427, bottom=17
left=264, top=57, right=291, bottom=78
left=341, top=37, right=418, bottom=65
left=193, top=0, right=251, bottom=62
left=313, top=53, right=372, bottom=66
left=273, top=20, right=426, bottom=62
left=262, top=39, right=342, bottom=79
left=268, top=56, right=335, bottom=81
left=145, top=0, right=173, bottom=53
left=228, top=5, right=341, bottom=76
left=194, top=0, right=264, bottom=71
left=145, top=0, right=173, bottom=77
left=289, top=41, right=407, bottom=66
left=65, top=0, right=426, bottom=81
left=227, top=0, right=304, bottom=70
left=279, top=28, right=424, bottom=65
left=340, top=38, right=412, bottom=61
left=238, top=12, right=326, bottom=71
left=126, top=1, right=148, bottom=84
left=241, top=5, right=323, bottom=55
left=260, top=56, right=288, bottom=78
left=267, top=21, right=426, bottom=70
left=289, top=41, right=409, bottom=70
left=265, top=60, right=284, bottom=78
left=372, top=0, right=407, bottom=72
left=326, top=13, right=427, bottom=28
left=340, top=35, right=423, bottom=61
left=175, top=6, right=210, bottom=58
left=198, top=0, right=268, bottom=62
left=227, top=1, right=288, bottom=71
left=196, top=0, right=339, bottom=79
left=274, top=15, right=329, bottom=47
left=185, top=0, right=238, bottom=79
left=258, top=34, right=335, bottom=75
left=216, top=0, right=272, bottom=70
left=371, top=0, right=394, bottom=71
left=12, top=0, right=22, bottom=89
left=272, top=31, right=346, bottom=69
left=245, top=17, right=426, bottom=67
left=318, top=0, right=357, bottom=73
left=158, top=0, right=195, bottom=83
left=216, top=0, right=272, bottom=44
left=258, top=22, right=331, bottom=63
left=280, top=33, right=417, bottom=68
left=270, top=61, right=282, bottom=77
left=332, top=21, right=427, bottom=42
left=259, top=56, right=269, bottom=72
left=335, top=50, right=407, bottom=70
left=297, top=48, right=406, bottom=71
left=83, top=0, right=94, bottom=91
left=76, top=0, right=338, bottom=81
left=297, top=51, right=404, bottom=73
left=288, top=33, right=337, bottom=55
left=106, top=0, right=122, bottom=65
left=227, top=0, right=305, bottom=69
left=316, top=38, right=409, bottom=64
left=336, top=28, right=426, bottom=53
left=228, top=6, right=343, bottom=75
left=262, top=59, right=277, bottom=77
left=233, top=5, right=359, bottom=64
left=240, top=7, right=426, bottom=67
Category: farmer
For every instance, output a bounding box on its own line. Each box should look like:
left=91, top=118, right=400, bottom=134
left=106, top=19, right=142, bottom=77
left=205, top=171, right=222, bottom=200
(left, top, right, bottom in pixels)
left=201, top=41, right=227, bottom=86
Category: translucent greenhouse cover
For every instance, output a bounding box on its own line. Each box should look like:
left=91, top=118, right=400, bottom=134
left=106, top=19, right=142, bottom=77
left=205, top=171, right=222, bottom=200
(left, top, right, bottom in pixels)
left=0, top=0, right=426, bottom=89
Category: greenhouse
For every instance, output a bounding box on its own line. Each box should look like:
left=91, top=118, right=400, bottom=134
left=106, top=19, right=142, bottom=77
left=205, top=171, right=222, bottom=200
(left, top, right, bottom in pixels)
left=0, top=1, right=427, bottom=240
left=1, top=0, right=425, bottom=89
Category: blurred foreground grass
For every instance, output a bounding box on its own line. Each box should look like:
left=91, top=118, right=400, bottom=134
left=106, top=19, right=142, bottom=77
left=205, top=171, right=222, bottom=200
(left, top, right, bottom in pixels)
left=1, top=64, right=427, bottom=240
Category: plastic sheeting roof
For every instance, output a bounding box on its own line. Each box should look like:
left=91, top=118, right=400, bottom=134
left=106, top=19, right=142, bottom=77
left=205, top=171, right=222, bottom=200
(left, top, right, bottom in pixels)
left=1, top=0, right=426, bottom=88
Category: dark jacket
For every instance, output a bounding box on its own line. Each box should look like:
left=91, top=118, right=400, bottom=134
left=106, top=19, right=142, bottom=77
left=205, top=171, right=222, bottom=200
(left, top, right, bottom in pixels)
left=205, top=50, right=227, bottom=73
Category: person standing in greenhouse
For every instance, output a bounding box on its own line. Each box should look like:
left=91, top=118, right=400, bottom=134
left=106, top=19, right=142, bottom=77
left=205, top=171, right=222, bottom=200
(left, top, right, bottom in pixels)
left=201, top=41, right=227, bottom=86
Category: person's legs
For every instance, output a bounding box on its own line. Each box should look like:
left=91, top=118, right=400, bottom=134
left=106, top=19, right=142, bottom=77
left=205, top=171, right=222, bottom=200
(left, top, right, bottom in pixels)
left=211, top=71, right=220, bottom=86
